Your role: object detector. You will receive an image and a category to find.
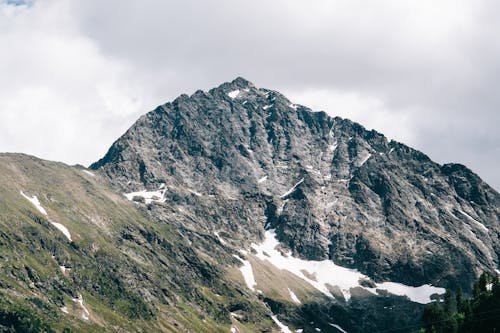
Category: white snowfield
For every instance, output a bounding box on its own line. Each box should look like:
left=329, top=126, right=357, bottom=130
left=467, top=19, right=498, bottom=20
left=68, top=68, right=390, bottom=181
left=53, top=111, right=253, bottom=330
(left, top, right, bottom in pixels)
left=82, top=170, right=95, bottom=177
left=288, top=288, right=301, bottom=304
left=214, top=231, right=226, bottom=245
left=330, top=323, right=348, bottom=333
left=233, top=255, right=257, bottom=291
left=329, top=144, right=338, bottom=152
left=188, top=189, right=203, bottom=197
left=270, top=315, right=293, bottom=333
left=72, top=294, right=90, bottom=320
left=458, top=209, right=489, bottom=232
left=243, top=230, right=444, bottom=304
left=124, top=188, right=167, bottom=204
left=20, top=191, right=47, bottom=215
left=20, top=191, right=72, bottom=241
left=280, top=178, right=304, bottom=198
left=227, top=89, right=240, bottom=99
left=358, top=152, right=372, bottom=167
left=51, top=222, right=72, bottom=241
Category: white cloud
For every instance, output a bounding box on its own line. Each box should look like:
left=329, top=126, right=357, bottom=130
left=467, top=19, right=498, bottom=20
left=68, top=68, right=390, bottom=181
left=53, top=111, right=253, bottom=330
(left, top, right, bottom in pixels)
left=285, top=89, right=416, bottom=144
left=0, top=0, right=153, bottom=164
left=0, top=0, right=498, bottom=190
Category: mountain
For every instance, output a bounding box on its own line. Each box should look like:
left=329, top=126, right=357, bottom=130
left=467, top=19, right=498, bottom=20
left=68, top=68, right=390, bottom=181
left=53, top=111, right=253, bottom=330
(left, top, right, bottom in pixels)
left=93, top=77, right=499, bottom=288
left=1, top=78, right=499, bottom=332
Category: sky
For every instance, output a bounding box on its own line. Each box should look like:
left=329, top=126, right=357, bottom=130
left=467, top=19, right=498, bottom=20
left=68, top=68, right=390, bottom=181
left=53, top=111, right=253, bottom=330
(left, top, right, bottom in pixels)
left=0, top=0, right=499, bottom=190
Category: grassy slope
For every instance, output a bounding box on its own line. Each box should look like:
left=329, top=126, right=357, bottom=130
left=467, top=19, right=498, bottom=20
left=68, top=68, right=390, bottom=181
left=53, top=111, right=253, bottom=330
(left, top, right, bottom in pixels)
left=0, top=153, right=274, bottom=332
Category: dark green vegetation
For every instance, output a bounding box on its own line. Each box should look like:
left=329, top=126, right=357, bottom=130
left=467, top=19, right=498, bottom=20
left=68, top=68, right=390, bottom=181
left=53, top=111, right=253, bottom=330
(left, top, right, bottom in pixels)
left=422, top=273, right=500, bottom=332
left=0, top=298, right=55, bottom=333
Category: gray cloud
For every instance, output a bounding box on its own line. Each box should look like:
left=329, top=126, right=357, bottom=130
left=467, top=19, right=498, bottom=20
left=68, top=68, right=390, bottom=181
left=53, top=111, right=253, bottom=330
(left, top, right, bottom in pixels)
left=0, top=0, right=499, bottom=190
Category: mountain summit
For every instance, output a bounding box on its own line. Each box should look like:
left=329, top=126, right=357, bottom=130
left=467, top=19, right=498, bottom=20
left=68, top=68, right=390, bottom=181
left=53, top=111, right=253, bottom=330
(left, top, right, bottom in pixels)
left=1, top=78, right=498, bottom=332
left=93, top=77, right=499, bottom=288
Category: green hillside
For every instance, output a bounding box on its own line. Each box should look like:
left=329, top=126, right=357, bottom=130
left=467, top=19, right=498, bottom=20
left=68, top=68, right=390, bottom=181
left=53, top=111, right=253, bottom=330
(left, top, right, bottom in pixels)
left=0, top=153, right=270, bottom=332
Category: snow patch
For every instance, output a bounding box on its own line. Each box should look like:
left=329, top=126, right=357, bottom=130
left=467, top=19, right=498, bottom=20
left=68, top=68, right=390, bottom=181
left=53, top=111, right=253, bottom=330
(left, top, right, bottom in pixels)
left=458, top=210, right=488, bottom=232
left=329, top=144, right=338, bottom=152
left=258, top=176, right=268, bottom=183
left=228, top=89, right=240, bottom=99
left=280, top=178, right=304, bottom=198
left=263, top=104, right=273, bottom=110
left=366, top=282, right=442, bottom=304
left=52, top=222, right=72, bottom=241
left=60, top=265, right=70, bottom=274
left=234, top=255, right=257, bottom=291
left=305, top=166, right=321, bottom=176
left=214, top=231, right=226, bottom=245
left=230, top=326, right=238, bottom=333
left=20, top=191, right=72, bottom=241
left=250, top=230, right=444, bottom=303
left=61, top=306, right=69, bottom=314
left=20, top=191, right=47, bottom=215
left=277, top=199, right=289, bottom=215
left=288, top=288, right=301, bottom=304
left=188, top=189, right=203, bottom=197
left=271, top=315, right=293, bottom=333
left=72, top=295, right=90, bottom=320
left=358, top=153, right=372, bottom=167
left=289, top=104, right=298, bottom=110
left=230, top=312, right=244, bottom=319
left=330, top=324, right=348, bottom=333
left=82, top=170, right=94, bottom=177
left=124, top=188, right=167, bottom=204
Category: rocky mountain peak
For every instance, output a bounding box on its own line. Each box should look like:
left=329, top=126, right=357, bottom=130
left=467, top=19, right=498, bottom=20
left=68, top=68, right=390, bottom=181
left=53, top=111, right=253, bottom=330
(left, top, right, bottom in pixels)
left=224, top=76, right=255, bottom=89
left=91, top=79, right=499, bottom=294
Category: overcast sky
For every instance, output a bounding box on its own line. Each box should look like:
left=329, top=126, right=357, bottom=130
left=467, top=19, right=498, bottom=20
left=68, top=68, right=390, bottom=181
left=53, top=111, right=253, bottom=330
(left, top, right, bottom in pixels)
left=1, top=0, right=499, bottom=190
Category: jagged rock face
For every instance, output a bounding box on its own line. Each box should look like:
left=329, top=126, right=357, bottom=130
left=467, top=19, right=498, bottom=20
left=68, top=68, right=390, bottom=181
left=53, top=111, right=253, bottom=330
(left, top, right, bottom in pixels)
left=92, top=77, right=500, bottom=291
